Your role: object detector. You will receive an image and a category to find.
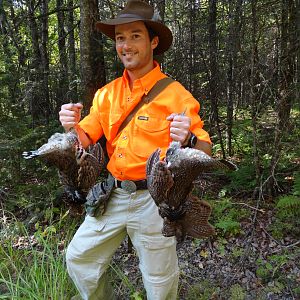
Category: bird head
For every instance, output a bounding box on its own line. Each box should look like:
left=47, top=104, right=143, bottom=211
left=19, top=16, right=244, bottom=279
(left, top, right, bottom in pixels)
left=165, top=141, right=181, bottom=167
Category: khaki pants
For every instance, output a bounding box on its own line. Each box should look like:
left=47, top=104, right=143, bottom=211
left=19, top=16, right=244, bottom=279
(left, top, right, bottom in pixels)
left=66, top=188, right=179, bottom=300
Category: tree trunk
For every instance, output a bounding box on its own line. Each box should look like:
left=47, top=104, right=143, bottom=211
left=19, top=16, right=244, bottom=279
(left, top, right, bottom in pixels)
left=67, top=0, right=78, bottom=102
left=40, top=0, right=50, bottom=122
left=188, top=0, right=196, bottom=92
left=56, top=0, right=69, bottom=111
left=149, top=0, right=166, bottom=67
left=208, top=0, right=225, bottom=157
left=80, top=0, right=106, bottom=110
left=27, top=0, right=46, bottom=126
left=226, top=0, right=242, bottom=156
left=266, top=0, right=297, bottom=197
left=296, top=0, right=300, bottom=105
left=250, top=0, right=262, bottom=188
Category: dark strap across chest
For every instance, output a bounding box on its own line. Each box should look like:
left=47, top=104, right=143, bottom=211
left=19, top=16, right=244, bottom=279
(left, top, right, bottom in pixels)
left=117, top=77, right=175, bottom=135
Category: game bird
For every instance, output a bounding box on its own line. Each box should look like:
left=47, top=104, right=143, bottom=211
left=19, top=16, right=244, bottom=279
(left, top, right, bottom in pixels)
left=22, top=130, right=105, bottom=214
left=146, top=141, right=237, bottom=242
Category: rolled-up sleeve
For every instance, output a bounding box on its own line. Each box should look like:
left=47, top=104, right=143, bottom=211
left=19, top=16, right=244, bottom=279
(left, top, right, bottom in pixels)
left=79, top=90, right=104, bottom=144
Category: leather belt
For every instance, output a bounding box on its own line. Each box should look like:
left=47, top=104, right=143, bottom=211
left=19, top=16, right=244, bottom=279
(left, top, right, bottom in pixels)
left=114, top=178, right=148, bottom=193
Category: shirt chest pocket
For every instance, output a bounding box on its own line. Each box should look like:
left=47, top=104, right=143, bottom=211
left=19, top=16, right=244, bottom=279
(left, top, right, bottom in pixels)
left=131, top=115, right=170, bottom=158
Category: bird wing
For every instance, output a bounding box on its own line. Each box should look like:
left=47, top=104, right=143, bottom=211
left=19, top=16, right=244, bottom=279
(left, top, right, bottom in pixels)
left=77, top=151, right=103, bottom=193
left=22, top=132, right=79, bottom=174
left=170, top=147, right=237, bottom=181
left=86, top=142, right=105, bottom=168
left=180, top=195, right=215, bottom=238
left=146, top=148, right=174, bottom=206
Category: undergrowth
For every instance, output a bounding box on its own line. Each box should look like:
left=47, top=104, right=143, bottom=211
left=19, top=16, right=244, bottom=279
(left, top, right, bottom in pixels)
left=0, top=211, right=77, bottom=299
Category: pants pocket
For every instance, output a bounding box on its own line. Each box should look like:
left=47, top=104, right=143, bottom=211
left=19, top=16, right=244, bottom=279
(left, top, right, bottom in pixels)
left=139, top=235, right=177, bottom=278
left=67, top=215, right=108, bottom=258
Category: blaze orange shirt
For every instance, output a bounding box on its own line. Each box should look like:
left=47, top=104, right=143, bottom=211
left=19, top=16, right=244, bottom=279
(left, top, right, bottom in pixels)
left=79, top=62, right=211, bottom=181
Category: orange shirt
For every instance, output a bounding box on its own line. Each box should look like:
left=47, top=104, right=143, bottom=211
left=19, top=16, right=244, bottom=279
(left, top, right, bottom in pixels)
left=79, top=62, right=211, bottom=181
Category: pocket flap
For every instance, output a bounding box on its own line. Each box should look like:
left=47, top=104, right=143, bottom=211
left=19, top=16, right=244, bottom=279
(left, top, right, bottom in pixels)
left=141, top=235, right=175, bottom=249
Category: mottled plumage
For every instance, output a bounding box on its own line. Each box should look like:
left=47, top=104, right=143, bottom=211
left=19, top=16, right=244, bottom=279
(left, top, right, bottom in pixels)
left=23, top=130, right=105, bottom=214
left=146, top=141, right=237, bottom=241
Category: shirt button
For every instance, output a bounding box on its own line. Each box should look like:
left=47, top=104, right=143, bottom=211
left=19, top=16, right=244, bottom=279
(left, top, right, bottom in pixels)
left=118, top=153, right=123, bottom=158
left=123, top=136, right=127, bottom=140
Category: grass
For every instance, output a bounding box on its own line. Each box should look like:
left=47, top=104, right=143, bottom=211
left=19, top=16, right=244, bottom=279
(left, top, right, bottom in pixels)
left=0, top=211, right=77, bottom=300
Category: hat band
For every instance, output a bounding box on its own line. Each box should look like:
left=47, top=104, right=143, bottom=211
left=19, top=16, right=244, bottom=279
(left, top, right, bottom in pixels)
left=119, top=13, right=148, bottom=19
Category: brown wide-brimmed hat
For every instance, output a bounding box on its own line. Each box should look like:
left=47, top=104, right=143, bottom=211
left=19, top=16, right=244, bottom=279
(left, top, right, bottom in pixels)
left=96, top=0, right=173, bottom=55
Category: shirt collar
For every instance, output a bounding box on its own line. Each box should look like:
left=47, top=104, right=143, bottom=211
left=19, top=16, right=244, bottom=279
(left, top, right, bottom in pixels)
left=122, top=61, right=166, bottom=95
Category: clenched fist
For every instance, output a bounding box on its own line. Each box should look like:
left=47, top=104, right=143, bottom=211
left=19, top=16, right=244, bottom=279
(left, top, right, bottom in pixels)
left=59, top=103, right=83, bottom=132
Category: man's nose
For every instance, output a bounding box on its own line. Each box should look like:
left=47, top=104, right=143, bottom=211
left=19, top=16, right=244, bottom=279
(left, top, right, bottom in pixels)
left=122, top=38, right=133, bottom=50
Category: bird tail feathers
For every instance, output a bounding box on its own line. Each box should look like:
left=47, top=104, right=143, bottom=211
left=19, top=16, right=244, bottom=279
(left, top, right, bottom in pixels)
left=22, top=151, right=39, bottom=159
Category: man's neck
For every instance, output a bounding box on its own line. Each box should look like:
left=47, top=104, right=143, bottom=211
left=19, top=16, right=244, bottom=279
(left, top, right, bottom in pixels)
left=127, top=62, right=155, bottom=90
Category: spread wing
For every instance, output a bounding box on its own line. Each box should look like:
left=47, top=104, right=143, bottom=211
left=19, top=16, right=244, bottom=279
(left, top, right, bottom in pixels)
left=77, top=143, right=105, bottom=193
left=180, top=195, right=215, bottom=238
left=169, top=147, right=237, bottom=182
left=146, top=148, right=174, bottom=206
left=22, top=131, right=79, bottom=175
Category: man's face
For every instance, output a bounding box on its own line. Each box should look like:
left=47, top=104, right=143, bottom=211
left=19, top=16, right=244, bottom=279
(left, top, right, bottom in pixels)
left=115, top=21, right=158, bottom=75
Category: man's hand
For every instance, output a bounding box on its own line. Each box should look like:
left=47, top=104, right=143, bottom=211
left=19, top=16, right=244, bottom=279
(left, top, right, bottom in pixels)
left=59, top=103, right=83, bottom=132
left=166, top=113, right=191, bottom=145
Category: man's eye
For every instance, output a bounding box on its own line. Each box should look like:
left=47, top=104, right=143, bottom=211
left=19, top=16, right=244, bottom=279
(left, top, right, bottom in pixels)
left=133, top=34, right=140, bottom=39
left=116, top=36, right=124, bottom=42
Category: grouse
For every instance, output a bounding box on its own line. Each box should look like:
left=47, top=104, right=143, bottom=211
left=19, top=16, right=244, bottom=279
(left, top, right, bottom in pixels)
left=23, top=130, right=105, bottom=213
left=146, top=141, right=237, bottom=242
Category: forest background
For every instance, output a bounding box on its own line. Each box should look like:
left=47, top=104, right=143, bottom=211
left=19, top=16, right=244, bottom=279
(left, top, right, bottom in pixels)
left=0, top=0, right=299, bottom=299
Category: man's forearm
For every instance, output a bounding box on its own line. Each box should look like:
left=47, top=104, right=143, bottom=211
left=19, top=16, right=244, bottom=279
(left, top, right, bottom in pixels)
left=195, top=140, right=212, bottom=156
left=74, top=125, right=92, bottom=148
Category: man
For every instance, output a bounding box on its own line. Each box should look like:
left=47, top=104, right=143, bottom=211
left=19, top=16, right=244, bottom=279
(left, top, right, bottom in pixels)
left=59, top=1, right=212, bottom=299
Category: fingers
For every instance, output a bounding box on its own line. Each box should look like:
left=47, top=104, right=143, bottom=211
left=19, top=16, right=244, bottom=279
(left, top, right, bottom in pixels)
left=166, top=113, right=177, bottom=121
left=167, top=114, right=191, bottom=144
left=59, top=102, right=83, bottom=131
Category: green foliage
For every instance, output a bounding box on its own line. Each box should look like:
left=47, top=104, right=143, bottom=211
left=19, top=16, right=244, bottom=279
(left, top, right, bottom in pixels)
left=229, top=284, right=246, bottom=300
left=109, top=262, right=145, bottom=299
left=210, top=199, right=248, bottom=237
left=276, top=195, right=300, bottom=216
left=256, top=254, right=290, bottom=283
left=0, top=216, right=77, bottom=299
left=225, top=163, right=257, bottom=193
left=269, top=173, right=300, bottom=239
left=184, top=279, right=220, bottom=300
left=215, top=219, right=241, bottom=236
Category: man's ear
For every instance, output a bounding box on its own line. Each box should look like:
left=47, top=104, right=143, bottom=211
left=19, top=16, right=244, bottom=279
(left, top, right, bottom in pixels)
left=151, top=36, right=159, bottom=50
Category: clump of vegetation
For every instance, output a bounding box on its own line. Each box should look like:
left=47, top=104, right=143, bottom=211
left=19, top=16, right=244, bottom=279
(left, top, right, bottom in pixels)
left=269, top=172, right=300, bottom=239
left=0, top=213, right=77, bottom=299
left=210, top=198, right=249, bottom=237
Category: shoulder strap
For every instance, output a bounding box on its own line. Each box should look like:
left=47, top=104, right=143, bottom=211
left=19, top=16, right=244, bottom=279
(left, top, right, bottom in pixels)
left=117, top=77, right=174, bottom=134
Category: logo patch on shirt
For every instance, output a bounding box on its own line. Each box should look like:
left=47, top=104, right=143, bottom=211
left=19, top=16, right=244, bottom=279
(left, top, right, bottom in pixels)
left=138, top=116, right=149, bottom=121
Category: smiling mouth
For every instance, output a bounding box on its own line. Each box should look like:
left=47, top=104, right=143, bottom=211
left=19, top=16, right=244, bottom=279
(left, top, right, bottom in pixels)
left=122, top=52, right=136, bottom=57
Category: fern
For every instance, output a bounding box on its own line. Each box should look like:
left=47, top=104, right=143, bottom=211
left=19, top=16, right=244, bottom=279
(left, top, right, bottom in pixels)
left=292, top=172, right=300, bottom=196
left=215, top=219, right=241, bottom=235
left=276, top=195, right=300, bottom=216
left=276, top=172, right=300, bottom=217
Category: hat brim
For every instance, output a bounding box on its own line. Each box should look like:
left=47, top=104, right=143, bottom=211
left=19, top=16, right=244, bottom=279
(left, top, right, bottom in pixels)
left=96, top=18, right=172, bottom=55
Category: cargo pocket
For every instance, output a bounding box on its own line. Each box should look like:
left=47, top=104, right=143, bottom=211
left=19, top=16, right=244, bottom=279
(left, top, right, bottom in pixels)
left=139, top=235, right=176, bottom=277
left=67, top=215, right=109, bottom=257
left=84, top=215, right=108, bottom=232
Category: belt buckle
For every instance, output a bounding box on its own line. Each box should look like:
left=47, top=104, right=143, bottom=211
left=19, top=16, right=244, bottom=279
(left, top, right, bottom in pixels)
left=121, top=180, right=137, bottom=193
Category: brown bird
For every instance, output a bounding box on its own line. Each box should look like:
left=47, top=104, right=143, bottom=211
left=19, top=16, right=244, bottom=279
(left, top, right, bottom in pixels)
left=23, top=130, right=105, bottom=213
left=146, top=141, right=237, bottom=242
